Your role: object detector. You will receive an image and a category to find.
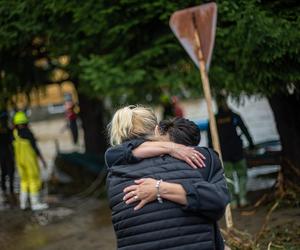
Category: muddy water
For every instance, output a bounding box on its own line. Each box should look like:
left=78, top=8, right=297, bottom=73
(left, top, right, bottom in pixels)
left=0, top=198, right=116, bottom=250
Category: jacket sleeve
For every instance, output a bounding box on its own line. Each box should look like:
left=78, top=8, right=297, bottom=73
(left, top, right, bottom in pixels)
left=180, top=151, right=230, bottom=221
left=234, top=113, right=254, bottom=148
left=105, top=139, right=146, bottom=168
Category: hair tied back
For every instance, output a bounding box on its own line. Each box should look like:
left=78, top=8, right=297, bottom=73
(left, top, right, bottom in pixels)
left=159, top=119, right=175, bottom=134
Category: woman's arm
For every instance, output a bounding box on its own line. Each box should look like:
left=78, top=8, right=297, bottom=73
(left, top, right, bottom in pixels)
left=132, top=141, right=173, bottom=158
left=133, top=141, right=206, bottom=168
left=180, top=163, right=230, bottom=220
left=123, top=152, right=230, bottom=220
left=123, top=178, right=187, bottom=210
left=105, top=139, right=145, bottom=168
left=105, top=139, right=206, bottom=169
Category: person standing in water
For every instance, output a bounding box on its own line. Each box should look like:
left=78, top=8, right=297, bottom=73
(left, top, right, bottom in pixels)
left=208, top=95, right=254, bottom=208
left=13, top=111, right=48, bottom=210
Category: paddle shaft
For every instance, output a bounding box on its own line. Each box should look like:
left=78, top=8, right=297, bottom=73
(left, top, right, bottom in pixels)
left=193, top=27, right=234, bottom=229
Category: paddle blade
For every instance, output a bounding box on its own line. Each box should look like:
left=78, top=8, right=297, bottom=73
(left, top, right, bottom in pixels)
left=170, top=3, right=217, bottom=71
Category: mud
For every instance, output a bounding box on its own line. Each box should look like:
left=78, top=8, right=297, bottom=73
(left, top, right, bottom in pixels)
left=0, top=198, right=116, bottom=250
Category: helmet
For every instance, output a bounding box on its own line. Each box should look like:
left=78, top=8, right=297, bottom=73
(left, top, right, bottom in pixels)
left=13, top=111, right=29, bottom=125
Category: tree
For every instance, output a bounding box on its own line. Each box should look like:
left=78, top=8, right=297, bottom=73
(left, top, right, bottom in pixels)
left=78, top=0, right=202, bottom=104
left=79, top=0, right=300, bottom=184
left=210, top=0, right=300, bottom=185
left=0, top=0, right=112, bottom=154
left=1, top=0, right=299, bottom=184
left=0, top=0, right=202, bottom=154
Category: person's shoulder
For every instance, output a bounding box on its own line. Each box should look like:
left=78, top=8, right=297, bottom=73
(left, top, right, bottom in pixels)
left=124, top=138, right=146, bottom=148
left=104, top=146, right=114, bottom=159
left=105, top=139, right=145, bottom=155
left=195, top=146, right=221, bottom=164
left=105, top=139, right=147, bottom=168
left=104, top=145, right=123, bottom=168
left=194, top=146, right=212, bottom=157
left=20, top=126, right=33, bottom=133
left=231, top=110, right=242, bottom=119
left=17, top=127, right=28, bottom=136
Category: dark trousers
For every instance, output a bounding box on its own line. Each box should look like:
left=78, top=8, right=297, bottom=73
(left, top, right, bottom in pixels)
left=69, top=119, right=78, bottom=145
left=0, top=153, right=15, bottom=194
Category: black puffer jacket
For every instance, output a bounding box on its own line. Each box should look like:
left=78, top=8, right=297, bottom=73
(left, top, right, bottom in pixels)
left=106, top=144, right=230, bottom=250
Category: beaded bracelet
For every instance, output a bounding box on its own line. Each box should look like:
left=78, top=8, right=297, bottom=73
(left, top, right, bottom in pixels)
left=155, top=179, right=163, bottom=204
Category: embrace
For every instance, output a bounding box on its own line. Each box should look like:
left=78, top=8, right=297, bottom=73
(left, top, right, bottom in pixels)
left=105, top=105, right=230, bottom=250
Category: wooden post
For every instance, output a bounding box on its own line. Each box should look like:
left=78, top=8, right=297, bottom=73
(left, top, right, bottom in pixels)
left=193, top=21, right=233, bottom=229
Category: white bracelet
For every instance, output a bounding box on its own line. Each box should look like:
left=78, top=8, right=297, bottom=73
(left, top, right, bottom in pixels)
left=155, top=179, right=163, bottom=204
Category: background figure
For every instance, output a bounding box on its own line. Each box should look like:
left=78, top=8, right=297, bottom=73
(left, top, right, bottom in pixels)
left=64, top=100, right=79, bottom=145
left=172, top=96, right=184, bottom=118
left=161, top=94, right=184, bottom=119
left=13, top=111, right=48, bottom=211
left=0, top=111, right=15, bottom=201
left=208, top=95, right=254, bottom=208
left=161, top=94, right=174, bottom=119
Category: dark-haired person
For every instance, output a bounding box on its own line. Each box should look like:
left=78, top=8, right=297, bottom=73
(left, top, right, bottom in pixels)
left=106, top=105, right=229, bottom=250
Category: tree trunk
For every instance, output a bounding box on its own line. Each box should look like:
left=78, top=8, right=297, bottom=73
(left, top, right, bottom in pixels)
left=77, top=93, right=108, bottom=156
left=268, top=92, right=300, bottom=186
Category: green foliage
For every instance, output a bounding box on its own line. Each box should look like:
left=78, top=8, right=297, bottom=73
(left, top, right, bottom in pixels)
left=78, top=0, right=300, bottom=102
left=0, top=0, right=299, bottom=107
left=211, top=0, right=300, bottom=97
left=78, top=0, right=202, bottom=103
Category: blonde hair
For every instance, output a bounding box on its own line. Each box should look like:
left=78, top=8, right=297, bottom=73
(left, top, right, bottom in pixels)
left=109, top=105, right=158, bottom=146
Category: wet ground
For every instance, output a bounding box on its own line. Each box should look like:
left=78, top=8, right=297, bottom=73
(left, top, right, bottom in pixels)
left=0, top=197, right=116, bottom=250
left=1, top=193, right=299, bottom=250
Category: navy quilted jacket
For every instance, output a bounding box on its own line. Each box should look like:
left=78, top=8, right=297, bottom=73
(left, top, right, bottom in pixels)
left=106, top=143, right=230, bottom=250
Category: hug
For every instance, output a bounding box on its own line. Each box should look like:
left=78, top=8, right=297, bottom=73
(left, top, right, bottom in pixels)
left=105, top=105, right=230, bottom=250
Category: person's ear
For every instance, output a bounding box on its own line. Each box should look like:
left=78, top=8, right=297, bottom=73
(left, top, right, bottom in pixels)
left=154, top=125, right=160, bottom=136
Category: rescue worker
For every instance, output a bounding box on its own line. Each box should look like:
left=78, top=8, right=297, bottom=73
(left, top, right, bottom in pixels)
left=208, top=95, right=255, bottom=208
left=13, top=111, right=48, bottom=210
left=0, top=111, right=15, bottom=201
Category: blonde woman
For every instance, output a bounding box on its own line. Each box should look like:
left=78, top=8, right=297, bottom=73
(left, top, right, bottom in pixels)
left=106, top=105, right=205, bottom=168
left=106, top=105, right=229, bottom=250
